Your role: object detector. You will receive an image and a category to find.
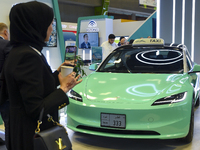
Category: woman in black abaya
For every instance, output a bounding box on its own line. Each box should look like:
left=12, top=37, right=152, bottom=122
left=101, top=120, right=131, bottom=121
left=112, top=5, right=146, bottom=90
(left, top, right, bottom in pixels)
left=2, top=1, right=82, bottom=150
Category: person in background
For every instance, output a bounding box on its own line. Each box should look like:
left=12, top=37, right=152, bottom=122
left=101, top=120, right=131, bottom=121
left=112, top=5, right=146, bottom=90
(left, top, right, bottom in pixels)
left=81, top=34, right=91, bottom=49
left=118, top=36, right=125, bottom=46
left=1, top=1, right=82, bottom=150
left=147, top=36, right=151, bottom=38
left=129, top=39, right=134, bottom=44
left=101, top=34, right=118, bottom=60
left=0, top=23, right=10, bottom=72
left=0, top=22, right=12, bottom=148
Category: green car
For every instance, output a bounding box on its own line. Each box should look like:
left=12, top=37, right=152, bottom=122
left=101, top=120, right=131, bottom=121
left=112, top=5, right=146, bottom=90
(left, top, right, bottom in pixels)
left=67, top=38, right=200, bottom=143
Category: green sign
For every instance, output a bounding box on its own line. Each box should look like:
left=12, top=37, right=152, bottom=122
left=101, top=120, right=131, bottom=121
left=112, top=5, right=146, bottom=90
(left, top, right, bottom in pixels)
left=95, top=0, right=110, bottom=16
left=102, top=0, right=110, bottom=15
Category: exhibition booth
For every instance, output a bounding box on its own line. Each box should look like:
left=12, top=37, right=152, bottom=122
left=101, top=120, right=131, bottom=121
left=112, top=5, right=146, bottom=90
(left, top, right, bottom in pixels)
left=62, top=22, right=77, bottom=47
left=67, top=12, right=156, bottom=64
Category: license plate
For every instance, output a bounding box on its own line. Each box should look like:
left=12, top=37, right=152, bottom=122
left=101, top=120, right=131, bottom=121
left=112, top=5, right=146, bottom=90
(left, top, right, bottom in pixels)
left=101, top=113, right=126, bottom=129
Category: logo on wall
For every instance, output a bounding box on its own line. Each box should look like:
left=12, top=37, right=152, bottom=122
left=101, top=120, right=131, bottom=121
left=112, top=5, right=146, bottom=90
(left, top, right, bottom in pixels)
left=87, top=20, right=99, bottom=32
left=88, top=20, right=97, bottom=27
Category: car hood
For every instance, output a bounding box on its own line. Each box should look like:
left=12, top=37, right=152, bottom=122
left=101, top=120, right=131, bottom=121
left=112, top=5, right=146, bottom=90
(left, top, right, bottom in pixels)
left=83, top=72, right=189, bottom=104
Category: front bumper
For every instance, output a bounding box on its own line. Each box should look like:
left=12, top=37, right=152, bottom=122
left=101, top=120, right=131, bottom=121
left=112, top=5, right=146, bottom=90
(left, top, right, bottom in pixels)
left=67, top=99, right=192, bottom=139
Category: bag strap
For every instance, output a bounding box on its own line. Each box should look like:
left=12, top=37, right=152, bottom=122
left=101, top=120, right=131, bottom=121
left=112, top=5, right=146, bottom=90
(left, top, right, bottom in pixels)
left=35, top=108, right=64, bottom=134
left=39, top=107, right=44, bottom=122
left=35, top=108, right=44, bottom=133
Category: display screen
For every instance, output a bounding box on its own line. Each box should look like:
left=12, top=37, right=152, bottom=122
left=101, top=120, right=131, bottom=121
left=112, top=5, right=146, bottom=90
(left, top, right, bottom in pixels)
left=65, top=46, right=77, bottom=66
left=78, top=32, right=99, bottom=49
left=46, top=18, right=57, bottom=47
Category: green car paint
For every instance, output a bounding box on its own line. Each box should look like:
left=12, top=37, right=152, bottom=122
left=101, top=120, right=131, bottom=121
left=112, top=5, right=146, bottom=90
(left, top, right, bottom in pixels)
left=66, top=41, right=200, bottom=141
left=67, top=72, right=194, bottom=139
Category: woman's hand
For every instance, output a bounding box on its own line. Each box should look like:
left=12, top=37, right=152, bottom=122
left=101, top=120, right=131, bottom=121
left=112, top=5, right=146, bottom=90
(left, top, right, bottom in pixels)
left=58, top=72, right=82, bottom=93
left=57, top=60, right=77, bottom=72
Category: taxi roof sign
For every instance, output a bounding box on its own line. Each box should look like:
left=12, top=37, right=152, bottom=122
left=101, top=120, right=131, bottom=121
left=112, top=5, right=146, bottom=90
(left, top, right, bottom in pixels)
left=133, top=38, right=164, bottom=46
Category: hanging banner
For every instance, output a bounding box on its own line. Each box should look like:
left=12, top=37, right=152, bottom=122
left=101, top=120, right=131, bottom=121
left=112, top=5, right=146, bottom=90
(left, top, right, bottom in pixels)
left=102, top=0, right=110, bottom=15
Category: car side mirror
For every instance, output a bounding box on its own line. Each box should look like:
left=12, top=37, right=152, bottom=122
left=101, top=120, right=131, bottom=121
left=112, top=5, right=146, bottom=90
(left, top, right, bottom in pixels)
left=89, top=64, right=98, bottom=71
left=188, top=64, right=200, bottom=74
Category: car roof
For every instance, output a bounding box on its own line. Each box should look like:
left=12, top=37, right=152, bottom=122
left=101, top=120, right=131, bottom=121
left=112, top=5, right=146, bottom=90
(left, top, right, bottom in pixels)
left=114, top=44, right=182, bottom=51
left=114, top=38, right=185, bottom=52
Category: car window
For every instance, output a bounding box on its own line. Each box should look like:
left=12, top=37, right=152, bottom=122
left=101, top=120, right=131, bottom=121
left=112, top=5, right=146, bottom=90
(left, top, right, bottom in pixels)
left=98, top=48, right=184, bottom=74
left=100, top=51, right=129, bottom=73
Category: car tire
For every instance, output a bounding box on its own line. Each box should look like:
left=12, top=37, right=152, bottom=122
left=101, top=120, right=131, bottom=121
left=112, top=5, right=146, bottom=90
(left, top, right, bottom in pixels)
left=182, top=102, right=194, bottom=143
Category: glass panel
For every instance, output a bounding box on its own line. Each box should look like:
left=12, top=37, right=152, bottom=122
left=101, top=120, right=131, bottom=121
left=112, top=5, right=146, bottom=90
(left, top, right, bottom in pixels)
left=98, top=48, right=183, bottom=74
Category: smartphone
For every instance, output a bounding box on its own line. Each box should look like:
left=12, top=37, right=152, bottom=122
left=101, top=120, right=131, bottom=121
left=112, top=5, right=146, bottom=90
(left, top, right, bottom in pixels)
left=65, top=46, right=77, bottom=66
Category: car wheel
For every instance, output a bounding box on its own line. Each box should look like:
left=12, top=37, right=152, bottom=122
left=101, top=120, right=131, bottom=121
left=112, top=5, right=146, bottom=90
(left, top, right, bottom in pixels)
left=182, top=102, right=194, bottom=143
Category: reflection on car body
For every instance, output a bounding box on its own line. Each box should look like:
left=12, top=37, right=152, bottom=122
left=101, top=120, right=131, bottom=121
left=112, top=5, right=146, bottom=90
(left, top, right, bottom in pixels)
left=66, top=38, right=200, bottom=143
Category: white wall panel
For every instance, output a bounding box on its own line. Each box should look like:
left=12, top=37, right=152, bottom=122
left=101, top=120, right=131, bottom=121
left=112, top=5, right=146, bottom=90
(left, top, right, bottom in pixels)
left=159, top=0, right=173, bottom=43
left=174, top=0, right=183, bottom=44
left=184, top=0, right=192, bottom=54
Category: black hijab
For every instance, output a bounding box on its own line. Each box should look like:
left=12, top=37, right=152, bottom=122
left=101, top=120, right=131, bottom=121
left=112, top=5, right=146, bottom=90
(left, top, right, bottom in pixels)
left=9, top=1, right=54, bottom=51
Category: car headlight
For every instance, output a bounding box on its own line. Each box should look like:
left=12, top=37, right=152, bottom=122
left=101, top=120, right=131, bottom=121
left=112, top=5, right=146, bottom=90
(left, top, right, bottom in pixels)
left=152, top=92, right=187, bottom=106
left=67, top=90, right=83, bottom=102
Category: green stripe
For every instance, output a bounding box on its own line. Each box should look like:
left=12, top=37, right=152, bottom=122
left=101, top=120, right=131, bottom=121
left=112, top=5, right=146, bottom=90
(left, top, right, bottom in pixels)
left=52, top=0, right=65, bottom=62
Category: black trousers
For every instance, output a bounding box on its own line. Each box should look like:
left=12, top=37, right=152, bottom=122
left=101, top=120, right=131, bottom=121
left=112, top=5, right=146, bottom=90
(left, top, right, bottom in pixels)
left=0, top=101, right=9, bottom=149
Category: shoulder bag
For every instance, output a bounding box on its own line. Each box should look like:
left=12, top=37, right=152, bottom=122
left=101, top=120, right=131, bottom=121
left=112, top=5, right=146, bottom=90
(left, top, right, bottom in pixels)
left=34, top=108, right=72, bottom=150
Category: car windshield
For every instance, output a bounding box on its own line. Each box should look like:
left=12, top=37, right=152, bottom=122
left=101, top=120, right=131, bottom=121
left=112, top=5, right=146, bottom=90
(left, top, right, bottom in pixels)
left=97, top=47, right=183, bottom=73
